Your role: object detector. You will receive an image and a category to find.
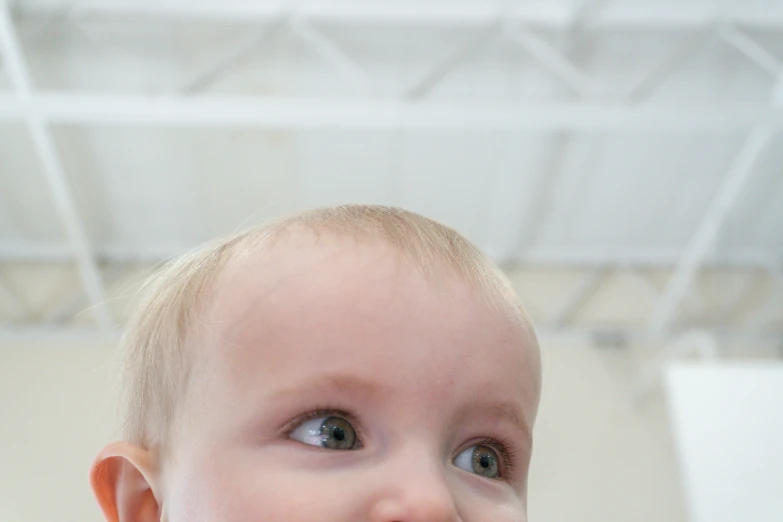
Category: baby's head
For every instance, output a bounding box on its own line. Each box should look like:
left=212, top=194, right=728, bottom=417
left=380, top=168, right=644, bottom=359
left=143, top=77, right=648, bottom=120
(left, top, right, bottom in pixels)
left=90, top=205, right=541, bottom=521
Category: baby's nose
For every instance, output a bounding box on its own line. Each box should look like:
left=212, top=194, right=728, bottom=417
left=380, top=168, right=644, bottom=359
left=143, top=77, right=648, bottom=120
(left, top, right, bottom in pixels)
left=367, top=446, right=461, bottom=522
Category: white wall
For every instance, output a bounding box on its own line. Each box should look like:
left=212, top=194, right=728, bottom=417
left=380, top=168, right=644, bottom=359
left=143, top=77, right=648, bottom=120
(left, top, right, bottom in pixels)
left=530, top=340, right=687, bottom=522
left=0, top=335, right=687, bottom=522
left=0, top=336, right=115, bottom=522
left=666, top=363, right=783, bottom=522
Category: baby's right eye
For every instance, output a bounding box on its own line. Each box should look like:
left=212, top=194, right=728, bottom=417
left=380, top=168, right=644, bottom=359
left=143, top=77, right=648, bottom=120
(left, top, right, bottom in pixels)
left=289, top=415, right=359, bottom=450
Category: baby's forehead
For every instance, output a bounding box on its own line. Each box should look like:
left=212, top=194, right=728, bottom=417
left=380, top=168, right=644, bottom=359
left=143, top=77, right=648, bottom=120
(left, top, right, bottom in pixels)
left=217, top=230, right=391, bottom=289
left=178, top=232, right=540, bottom=439
left=204, top=234, right=410, bottom=324
left=206, top=232, right=520, bottom=337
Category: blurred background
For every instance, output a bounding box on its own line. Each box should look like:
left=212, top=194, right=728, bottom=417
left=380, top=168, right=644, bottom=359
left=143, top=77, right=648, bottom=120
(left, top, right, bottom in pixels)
left=1, top=0, right=782, bottom=520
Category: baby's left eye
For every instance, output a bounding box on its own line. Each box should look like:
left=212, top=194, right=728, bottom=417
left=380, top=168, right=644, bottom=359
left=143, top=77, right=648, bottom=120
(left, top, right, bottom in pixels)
left=289, top=415, right=359, bottom=450
left=453, top=445, right=500, bottom=479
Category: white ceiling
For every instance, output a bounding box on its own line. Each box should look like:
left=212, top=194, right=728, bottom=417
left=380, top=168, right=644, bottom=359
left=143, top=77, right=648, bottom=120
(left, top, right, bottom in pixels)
left=0, top=0, right=782, bottom=266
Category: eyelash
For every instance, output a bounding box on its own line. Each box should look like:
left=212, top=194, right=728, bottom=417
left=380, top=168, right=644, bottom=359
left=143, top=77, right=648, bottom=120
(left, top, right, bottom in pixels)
left=284, top=406, right=365, bottom=446
left=285, top=408, right=519, bottom=480
left=470, top=436, right=519, bottom=480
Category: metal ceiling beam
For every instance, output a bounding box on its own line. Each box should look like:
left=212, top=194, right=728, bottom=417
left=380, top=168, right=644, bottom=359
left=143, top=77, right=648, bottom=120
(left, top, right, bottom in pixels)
left=647, top=128, right=775, bottom=336
left=404, top=17, right=500, bottom=100
left=719, top=25, right=783, bottom=78
left=549, top=265, right=608, bottom=327
left=18, top=1, right=783, bottom=30
left=0, top=325, right=121, bottom=342
left=0, top=0, right=113, bottom=331
left=506, top=0, right=605, bottom=260
left=503, top=22, right=601, bottom=97
left=41, top=265, right=125, bottom=325
left=287, top=16, right=379, bottom=94
left=177, top=15, right=288, bottom=94
left=748, top=291, right=783, bottom=331
left=646, top=30, right=783, bottom=337
left=1, top=94, right=783, bottom=131
left=748, top=263, right=783, bottom=330
left=769, top=263, right=783, bottom=289
left=712, top=272, right=762, bottom=325
left=2, top=324, right=779, bottom=344
left=623, top=25, right=711, bottom=101
left=618, top=268, right=661, bottom=306
left=0, top=272, right=28, bottom=322
left=1, top=240, right=779, bottom=268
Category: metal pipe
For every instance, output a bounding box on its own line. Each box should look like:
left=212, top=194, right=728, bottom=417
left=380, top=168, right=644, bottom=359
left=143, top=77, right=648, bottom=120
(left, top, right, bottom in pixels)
left=1, top=94, right=781, bottom=131
left=719, top=25, right=782, bottom=78
left=18, top=1, right=783, bottom=30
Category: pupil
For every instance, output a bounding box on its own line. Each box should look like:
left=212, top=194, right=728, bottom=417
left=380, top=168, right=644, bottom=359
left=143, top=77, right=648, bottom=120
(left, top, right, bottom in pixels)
left=479, top=455, right=490, bottom=468
left=333, top=427, right=345, bottom=441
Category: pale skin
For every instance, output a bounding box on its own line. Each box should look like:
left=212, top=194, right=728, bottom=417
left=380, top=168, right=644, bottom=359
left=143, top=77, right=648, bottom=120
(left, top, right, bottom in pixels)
left=90, top=232, right=541, bottom=521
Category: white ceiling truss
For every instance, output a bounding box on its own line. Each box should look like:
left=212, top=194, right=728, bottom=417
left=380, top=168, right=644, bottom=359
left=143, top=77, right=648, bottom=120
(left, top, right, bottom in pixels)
left=0, top=0, right=781, bottom=361
left=2, top=1, right=783, bottom=129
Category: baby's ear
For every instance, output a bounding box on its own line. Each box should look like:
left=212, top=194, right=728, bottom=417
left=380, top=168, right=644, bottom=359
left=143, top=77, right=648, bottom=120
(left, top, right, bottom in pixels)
left=89, top=441, right=161, bottom=522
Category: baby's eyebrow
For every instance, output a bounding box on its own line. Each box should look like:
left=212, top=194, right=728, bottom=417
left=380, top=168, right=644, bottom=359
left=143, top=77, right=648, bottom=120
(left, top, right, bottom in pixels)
left=461, top=400, right=532, bottom=442
left=269, top=373, right=386, bottom=400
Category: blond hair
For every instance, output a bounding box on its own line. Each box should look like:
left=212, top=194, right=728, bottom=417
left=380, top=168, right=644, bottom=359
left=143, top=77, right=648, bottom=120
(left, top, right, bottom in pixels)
left=117, top=204, right=534, bottom=453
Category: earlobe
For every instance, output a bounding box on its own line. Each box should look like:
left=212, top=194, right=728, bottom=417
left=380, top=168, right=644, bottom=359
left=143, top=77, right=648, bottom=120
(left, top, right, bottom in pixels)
left=89, top=441, right=161, bottom=522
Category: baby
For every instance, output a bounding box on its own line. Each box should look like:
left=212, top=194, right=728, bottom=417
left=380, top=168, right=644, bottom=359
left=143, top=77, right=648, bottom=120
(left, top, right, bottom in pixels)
left=89, top=205, right=541, bottom=521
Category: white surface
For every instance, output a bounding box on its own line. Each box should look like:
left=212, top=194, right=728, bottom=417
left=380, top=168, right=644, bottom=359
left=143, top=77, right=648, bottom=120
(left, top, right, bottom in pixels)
left=665, top=363, right=783, bottom=522
left=1, top=0, right=783, bottom=262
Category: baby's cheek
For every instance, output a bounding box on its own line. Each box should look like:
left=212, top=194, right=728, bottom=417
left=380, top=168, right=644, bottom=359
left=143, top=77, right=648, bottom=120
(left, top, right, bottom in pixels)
left=452, top=485, right=528, bottom=522
left=478, top=502, right=527, bottom=522
left=164, top=450, right=366, bottom=522
left=164, top=447, right=529, bottom=522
